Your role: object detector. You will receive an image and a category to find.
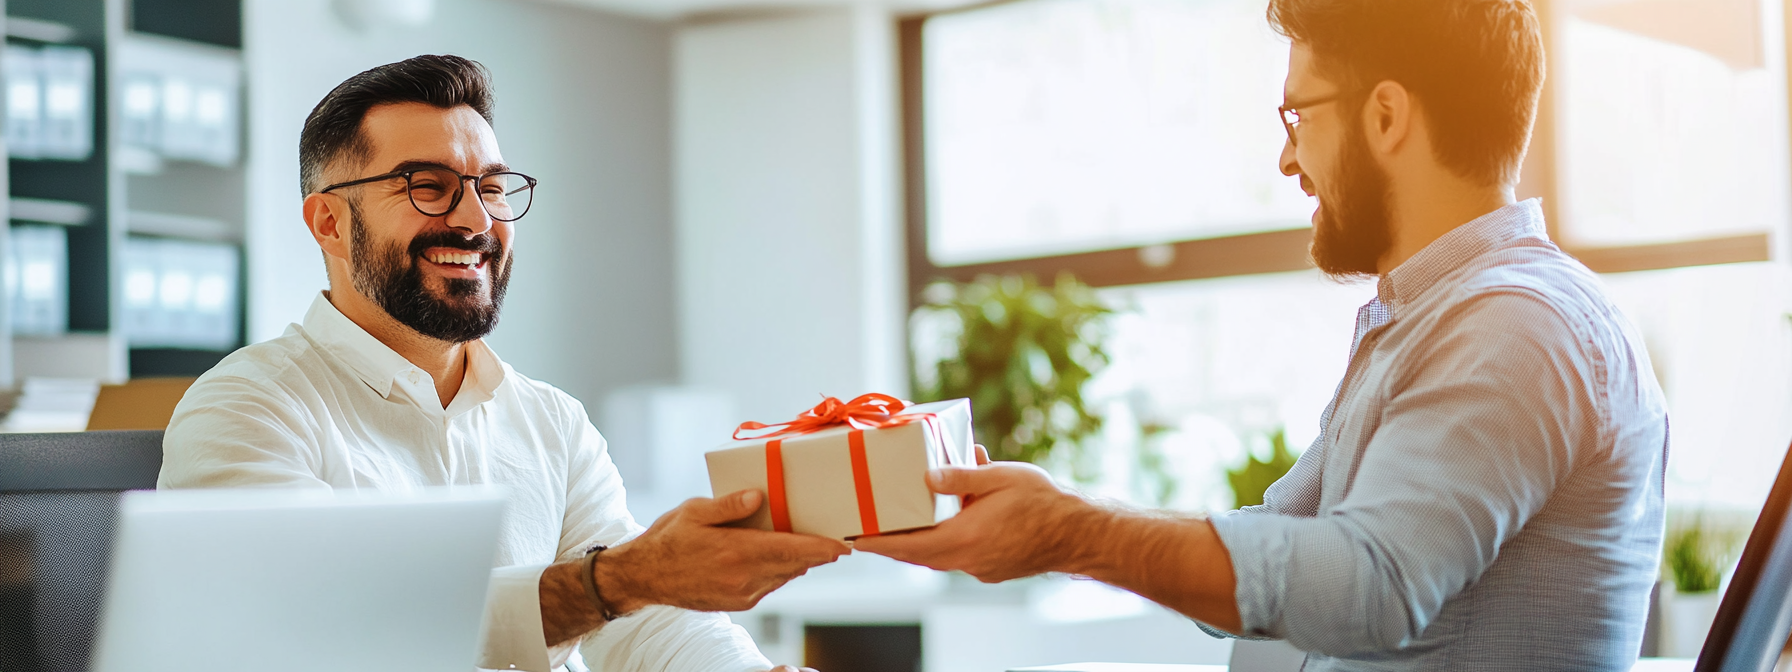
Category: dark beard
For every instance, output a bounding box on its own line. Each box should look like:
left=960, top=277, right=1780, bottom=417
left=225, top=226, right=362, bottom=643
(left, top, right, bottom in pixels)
left=347, top=201, right=511, bottom=343
left=1310, top=113, right=1394, bottom=279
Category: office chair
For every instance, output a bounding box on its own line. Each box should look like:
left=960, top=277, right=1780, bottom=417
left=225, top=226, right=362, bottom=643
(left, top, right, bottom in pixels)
left=0, top=430, right=164, bottom=672
left=1694, top=438, right=1792, bottom=672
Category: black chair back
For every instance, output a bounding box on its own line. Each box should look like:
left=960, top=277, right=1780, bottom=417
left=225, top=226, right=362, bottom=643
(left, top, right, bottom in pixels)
left=1696, top=439, right=1792, bottom=672
left=0, top=430, right=164, bottom=672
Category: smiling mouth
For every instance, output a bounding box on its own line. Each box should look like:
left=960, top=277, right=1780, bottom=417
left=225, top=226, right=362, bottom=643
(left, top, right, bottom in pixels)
left=421, top=249, right=487, bottom=271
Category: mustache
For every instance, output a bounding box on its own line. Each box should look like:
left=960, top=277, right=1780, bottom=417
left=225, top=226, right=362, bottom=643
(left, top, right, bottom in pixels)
left=406, top=231, right=502, bottom=258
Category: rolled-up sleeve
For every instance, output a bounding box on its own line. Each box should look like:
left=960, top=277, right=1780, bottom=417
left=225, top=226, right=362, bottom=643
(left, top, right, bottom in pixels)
left=1210, top=292, right=1591, bottom=655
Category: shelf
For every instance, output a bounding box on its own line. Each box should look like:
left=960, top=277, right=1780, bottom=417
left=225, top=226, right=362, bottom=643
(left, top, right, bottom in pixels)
left=5, top=16, right=76, bottom=43
left=126, top=210, right=236, bottom=242
left=10, top=197, right=92, bottom=225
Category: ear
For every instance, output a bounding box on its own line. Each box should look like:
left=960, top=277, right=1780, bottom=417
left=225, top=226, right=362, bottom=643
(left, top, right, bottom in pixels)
left=1360, top=80, right=1415, bottom=157
left=303, top=192, right=352, bottom=263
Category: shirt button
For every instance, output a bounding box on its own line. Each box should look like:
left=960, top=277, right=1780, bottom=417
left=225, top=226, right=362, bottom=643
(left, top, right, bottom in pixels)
left=408, top=371, right=421, bottom=384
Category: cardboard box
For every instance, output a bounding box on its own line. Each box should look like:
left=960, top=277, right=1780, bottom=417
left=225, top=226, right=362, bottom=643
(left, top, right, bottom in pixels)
left=706, top=398, right=974, bottom=540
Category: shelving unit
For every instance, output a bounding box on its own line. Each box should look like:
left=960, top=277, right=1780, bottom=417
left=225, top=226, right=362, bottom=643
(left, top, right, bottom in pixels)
left=4, top=0, right=245, bottom=385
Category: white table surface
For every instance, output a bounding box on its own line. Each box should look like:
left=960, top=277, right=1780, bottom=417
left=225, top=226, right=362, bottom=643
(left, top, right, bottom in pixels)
left=1009, top=659, right=1697, bottom=672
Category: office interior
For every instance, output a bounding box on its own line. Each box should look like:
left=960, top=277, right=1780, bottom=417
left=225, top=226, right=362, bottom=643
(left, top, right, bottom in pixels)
left=0, top=0, right=1789, bottom=669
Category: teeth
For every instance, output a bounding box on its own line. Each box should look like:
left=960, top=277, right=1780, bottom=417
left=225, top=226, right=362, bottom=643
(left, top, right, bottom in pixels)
left=425, top=251, right=482, bottom=265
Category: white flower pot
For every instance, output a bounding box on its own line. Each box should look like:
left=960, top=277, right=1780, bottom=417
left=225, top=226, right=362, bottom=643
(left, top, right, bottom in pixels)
left=1659, top=585, right=1724, bottom=658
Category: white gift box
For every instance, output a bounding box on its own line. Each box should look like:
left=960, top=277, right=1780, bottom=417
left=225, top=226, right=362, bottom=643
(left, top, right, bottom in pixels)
left=705, top=398, right=975, bottom=540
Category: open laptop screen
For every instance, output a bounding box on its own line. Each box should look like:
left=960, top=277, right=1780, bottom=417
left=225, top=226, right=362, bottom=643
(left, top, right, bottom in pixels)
left=1695, top=440, right=1792, bottom=672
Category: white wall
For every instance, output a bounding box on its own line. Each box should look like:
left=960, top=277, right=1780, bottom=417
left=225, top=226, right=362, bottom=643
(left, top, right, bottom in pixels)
left=672, top=7, right=906, bottom=426
left=244, top=0, right=679, bottom=410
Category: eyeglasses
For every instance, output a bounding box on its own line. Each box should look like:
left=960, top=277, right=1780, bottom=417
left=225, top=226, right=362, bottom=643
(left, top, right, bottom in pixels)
left=320, top=165, right=539, bottom=222
left=1277, top=91, right=1355, bottom=147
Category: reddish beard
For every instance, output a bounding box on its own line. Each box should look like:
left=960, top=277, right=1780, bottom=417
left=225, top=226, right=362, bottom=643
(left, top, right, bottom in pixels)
left=1309, top=108, right=1394, bottom=280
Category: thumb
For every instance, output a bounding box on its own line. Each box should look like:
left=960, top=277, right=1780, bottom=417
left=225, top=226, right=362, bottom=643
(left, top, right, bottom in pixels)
left=685, top=489, right=765, bottom=526
left=925, top=465, right=1003, bottom=497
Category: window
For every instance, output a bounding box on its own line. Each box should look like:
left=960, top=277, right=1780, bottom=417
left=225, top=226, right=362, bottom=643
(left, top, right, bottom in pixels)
left=901, top=0, right=1314, bottom=298
left=920, top=0, right=1308, bottom=266
left=1531, top=0, right=1783, bottom=270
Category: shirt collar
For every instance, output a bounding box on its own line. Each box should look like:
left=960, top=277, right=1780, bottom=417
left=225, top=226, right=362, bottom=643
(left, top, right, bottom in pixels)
left=1377, top=198, right=1549, bottom=311
left=300, top=292, right=506, bottom=411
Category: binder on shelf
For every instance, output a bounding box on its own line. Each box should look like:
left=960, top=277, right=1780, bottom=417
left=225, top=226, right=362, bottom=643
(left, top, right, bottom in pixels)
left=6, top=45, right=43, bottom=159
left=4, top=43, right=94, bottom=161
left=122, top=236, right=240, bottom=350
left=117, top=35, right=241, bottom=168
left=38, top=45, right=94, bottom=160
left=9, top=224, right=69, bottom=336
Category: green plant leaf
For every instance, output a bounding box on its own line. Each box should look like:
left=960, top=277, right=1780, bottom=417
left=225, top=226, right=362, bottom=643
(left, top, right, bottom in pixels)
left=911, top=273, right=1115, bottom=476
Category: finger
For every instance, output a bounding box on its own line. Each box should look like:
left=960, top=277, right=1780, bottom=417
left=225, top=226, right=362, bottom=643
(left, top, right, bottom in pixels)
left=682, top=490, right=765, bottom=526
left=851, top=528, right=955, bottom=567
left=974, top=444, right=990, bottom=465
left=734, top=529, right=851, bottom=564
left=925, top=465, right=1008, bottom=497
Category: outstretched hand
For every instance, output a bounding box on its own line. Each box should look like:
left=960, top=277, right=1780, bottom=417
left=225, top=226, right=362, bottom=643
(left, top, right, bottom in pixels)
left=852, top=451, right=1109, bottom=583
left=598, top=490, right=850, bottom=614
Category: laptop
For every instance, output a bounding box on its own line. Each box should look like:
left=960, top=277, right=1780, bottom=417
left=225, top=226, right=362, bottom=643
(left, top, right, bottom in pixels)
left=91, top=487, right=507, bottom=672
left=1693, top=439, right=1792, bottom=672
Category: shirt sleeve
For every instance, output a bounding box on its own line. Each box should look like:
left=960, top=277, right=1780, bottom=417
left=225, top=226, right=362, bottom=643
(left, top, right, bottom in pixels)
left=1209, top=292, right=1593, bottom=656
left=159, top=374, right=331, bottom=490
left=545, top=395, right=773, bottom=672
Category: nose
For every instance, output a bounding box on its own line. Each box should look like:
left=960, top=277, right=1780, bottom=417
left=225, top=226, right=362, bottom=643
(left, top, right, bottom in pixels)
left=444, top=177, right=494, bottom=235
left=1279, top=137, right=1300, bottom=178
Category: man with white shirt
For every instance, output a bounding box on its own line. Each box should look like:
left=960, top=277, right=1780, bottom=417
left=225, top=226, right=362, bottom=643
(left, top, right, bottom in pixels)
left=160, top=55, right=846, bottom=672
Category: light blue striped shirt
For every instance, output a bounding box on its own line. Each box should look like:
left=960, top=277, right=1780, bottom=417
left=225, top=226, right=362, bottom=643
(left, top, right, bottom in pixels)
left=1207, top=199, right=1670, bottom=671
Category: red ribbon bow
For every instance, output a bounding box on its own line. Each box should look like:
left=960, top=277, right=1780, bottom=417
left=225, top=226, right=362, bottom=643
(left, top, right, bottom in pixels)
left=732, top=393, right=923, bottom=440
left=735, top=393, right=941, bottom=538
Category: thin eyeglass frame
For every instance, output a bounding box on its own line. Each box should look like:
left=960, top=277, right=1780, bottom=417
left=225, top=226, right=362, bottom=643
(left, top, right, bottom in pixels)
left=1277, top=90, right=1358, bottom=148
left=319, top=165, right=539, bottom=222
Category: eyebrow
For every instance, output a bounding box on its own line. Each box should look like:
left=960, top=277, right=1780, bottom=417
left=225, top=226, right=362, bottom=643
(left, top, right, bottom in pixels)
left=385, top=159, right=512, bottom=175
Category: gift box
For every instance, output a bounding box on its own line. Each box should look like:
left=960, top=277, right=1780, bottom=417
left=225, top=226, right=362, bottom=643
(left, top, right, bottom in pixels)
left=705, top=395, right=975, bottom=540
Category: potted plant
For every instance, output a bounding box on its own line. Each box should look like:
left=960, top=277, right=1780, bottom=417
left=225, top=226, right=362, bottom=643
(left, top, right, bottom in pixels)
left=1659, top=514, right=1739, bottom=658
left=910, top=274, right=1114, bottom=481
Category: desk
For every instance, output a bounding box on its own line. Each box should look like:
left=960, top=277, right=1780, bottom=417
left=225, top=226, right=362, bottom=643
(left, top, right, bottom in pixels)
left=1008, top=660, right=1698, bottom=672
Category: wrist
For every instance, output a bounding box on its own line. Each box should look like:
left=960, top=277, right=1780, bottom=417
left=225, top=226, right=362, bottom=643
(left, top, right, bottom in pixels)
left=1053, top=494, right=1124, bottom=577
left=591, top=543, right=653, bottom=616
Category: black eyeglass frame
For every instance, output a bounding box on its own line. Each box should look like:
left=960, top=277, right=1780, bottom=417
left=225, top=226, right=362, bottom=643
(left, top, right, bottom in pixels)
left=319, top=165, right=540, bottom=222
left=1277, top=90, right=1361, bottom=148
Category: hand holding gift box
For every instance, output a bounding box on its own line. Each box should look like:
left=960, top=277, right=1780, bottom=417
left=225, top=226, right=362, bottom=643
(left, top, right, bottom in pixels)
left=705, top=394, right=976, bottom=541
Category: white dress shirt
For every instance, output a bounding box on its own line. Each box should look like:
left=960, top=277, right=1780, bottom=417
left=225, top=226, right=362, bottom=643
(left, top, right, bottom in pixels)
left=159, top=292, right=772, bottom=672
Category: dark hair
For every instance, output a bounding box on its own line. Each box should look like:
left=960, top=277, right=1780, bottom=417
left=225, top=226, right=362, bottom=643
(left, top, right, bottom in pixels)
left=298, top=54, right=495, bottom=197
left=1268, top=0, right=1544, bottom=187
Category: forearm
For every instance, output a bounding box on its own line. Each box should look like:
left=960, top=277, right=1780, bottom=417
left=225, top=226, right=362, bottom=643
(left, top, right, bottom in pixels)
left=540, top=561, right=609, bottom=647
left=1067, top=507, right=1242, bottom=632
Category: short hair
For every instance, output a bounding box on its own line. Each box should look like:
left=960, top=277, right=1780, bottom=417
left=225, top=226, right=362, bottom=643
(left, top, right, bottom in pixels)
left=297, top=54, right=495, bottom=197
left=1268, top=0, right=1545, bottom=186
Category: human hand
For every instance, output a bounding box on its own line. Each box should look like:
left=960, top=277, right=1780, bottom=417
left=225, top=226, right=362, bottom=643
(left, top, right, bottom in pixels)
left=597, top=490, right=850, bottom=613
left=852, top=458, right=1108, bottom=582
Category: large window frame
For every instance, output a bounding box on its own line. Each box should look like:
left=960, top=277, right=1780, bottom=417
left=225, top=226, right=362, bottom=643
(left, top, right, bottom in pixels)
left=899, top=0, right=1781, bottom=301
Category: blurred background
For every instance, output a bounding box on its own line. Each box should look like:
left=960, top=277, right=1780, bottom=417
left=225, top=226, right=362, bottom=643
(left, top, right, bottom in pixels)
left=0, top=0, right=1787, bottom=668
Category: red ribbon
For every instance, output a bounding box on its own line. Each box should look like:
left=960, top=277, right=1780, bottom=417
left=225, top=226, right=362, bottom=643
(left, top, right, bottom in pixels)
left=764, top=440, right=792, bottom=533
left=733, top=393, right=927, bottom=440
left=740, top=393, right=936, bottom=537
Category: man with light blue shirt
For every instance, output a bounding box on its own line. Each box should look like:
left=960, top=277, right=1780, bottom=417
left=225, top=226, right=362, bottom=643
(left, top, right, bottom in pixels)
left=857, top=1, right=1669, bottom=669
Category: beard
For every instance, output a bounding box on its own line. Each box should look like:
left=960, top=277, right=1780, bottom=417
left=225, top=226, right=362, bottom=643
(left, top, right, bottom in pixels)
left=346, top=201, right=512, bottom=343
left=1310, top=114, right=1395, bottom=280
